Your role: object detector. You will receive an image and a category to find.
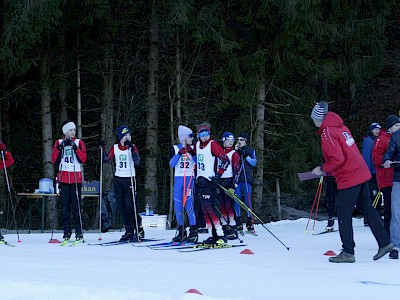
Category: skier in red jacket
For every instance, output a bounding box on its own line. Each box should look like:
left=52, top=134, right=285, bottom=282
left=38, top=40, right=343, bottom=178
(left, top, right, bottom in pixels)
left=310, top=101, right=392, bottom=263
left=0, top=141, right=14, bottom=241
left=372, top=115, right=400, bottom=239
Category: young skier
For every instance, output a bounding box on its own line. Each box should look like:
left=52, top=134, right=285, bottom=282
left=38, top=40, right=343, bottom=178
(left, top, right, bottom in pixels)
left=195, top=123, right=230, bottom=245
left=218, top=132, right=240, bottom=240
left=169, top=125, right=198, bottom=242
left=234, top=132, right=257, bottom=234
left=102, top=125, right=144, bottom=241
left=52, top=121, right=87, bottom=242
left=0, top=141, right=15, bottom=241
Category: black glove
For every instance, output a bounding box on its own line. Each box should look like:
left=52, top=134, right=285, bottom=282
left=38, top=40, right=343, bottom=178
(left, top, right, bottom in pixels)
left=57, top=143, right=64, bottom=151
left=211, top=173, right=221, bottom=186
left=62, top=139, right=73, bottom=148
left=124, top=140, right=132, bottom=148
left=72, top=142, right=78, bottom=151
left=99, top=139, right=106, bottom=148
left=237, top=148, right=246, bottom=157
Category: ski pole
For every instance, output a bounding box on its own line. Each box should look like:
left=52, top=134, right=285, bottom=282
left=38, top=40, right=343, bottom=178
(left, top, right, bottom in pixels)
left=128, top=145, right=140, bottom=242
left=305, top=176, right=323, bottom=233
left=372, top=191, right=381, bottom=208
left=72, top=142, right=85, bottom=242
left=98, top=145, right=104, bottom=240
left=217, top=182, right=290, bottom=250
left=311, top=178, right=324, bottom=234
left=1, top=150, right=20, bottom=242
left=240, top=157, right=255, bottom=232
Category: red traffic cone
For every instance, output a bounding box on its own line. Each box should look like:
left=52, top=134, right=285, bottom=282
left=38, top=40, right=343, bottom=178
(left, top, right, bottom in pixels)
left=324, top=250, right=336, bottom=256
left=49, top=239, right=61, bottom=244
left=240, top=248, right=254, bottom=255
left=185, top=289, right=203, bottom=295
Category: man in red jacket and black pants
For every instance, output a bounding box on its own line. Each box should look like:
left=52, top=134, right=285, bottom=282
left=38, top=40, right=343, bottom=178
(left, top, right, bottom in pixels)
left=311, top=101, right=393, bottom=263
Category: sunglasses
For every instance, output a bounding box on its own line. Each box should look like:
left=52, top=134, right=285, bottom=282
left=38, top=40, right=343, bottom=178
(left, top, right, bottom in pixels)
left=198, top=131, right=210, bottom=138
left=237, top=138, right=246, bottom=141
left=188, top=133, right=194, bottom=138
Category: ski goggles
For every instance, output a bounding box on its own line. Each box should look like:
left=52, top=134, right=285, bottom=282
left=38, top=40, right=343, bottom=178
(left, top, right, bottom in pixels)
left=237, top=138, right=246, bottom=141
left=198, top=131, right=210, bottom=138
left=188, top=133, right=194, bottom=138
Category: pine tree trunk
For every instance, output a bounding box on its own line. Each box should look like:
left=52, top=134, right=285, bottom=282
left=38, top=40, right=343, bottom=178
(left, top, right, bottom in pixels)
left=253, top=78, right=265, bottom=211
left=100, top=51, right=114, bottom=192
left=145, top=0, right=159, bottom=211
left=58, top=33, right=68, bottom=124
left=41, top=53, right=58, bottom=230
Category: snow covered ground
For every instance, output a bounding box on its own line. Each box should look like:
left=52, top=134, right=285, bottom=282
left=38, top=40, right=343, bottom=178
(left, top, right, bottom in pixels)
left=1, top=218, right=399, bottom=300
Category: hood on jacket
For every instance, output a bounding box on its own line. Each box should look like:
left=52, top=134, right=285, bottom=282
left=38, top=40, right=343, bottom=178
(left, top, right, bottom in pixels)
left=317, top=112, right=344, bottom=133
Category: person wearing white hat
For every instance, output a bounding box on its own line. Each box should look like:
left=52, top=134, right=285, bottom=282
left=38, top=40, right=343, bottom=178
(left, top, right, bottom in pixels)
left=169, top=125, right=198, bottom=243
left=52, top=120, right=87, bottom=242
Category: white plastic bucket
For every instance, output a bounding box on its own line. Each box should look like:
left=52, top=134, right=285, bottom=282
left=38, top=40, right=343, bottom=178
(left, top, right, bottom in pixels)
left=39, top=178, right=54, bottom=194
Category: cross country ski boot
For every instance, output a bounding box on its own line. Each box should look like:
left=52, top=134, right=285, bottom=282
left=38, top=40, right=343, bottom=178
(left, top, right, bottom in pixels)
left=172, top=226, right=187, bottom=242
left=246, top=217, right=256, bottom=235
left=63, top=232, right=71, bottom=241
left=202, top=236, right=216, bottom=245
left=120, top=226, right=134, bottom=241
left=223, top=225, right=237, bottom=240
left=325, top=218, right=334, bottom=232
left=215, top=235, right=228, bottom=245
left=186, top=225, right=198, bottom=243
left=75, top=233, right=83, bottom=241
left=137, top=225, right=145, bottom=239
left=0, top=235, right=4, bottom=241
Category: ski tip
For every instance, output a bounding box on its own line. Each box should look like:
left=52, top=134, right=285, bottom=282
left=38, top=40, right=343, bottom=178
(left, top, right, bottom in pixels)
left=18, top=240, right=21, bottom=243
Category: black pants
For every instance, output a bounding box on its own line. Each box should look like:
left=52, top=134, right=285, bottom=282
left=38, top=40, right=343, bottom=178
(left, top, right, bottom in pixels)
left=337, top=181, right=390, bottom=255
left=114, top=176, right=141, bottom=229
left=381, top=186, right=392, bottom=237
left=325, top=176, right=337, bottom=219
left=60, top=183, right=83, bottom=235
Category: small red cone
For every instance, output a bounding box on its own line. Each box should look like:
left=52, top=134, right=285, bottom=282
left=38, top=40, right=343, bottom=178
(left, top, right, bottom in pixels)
left=240, top=249, right=254, bottom=255
left=324, top=250, right=336, bottom=256
left=185, top=289, right=203, bottom=295
left=49, top=239, right=61, bottom=244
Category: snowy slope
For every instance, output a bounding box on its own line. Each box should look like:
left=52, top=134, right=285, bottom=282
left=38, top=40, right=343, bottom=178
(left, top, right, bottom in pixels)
left=0, top=218, right=399, bottom=300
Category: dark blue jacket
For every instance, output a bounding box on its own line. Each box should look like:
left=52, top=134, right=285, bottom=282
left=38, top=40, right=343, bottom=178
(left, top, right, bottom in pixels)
left=383, top=130, right=400, bottom=182
left=237, top=145, right=256, bottom=185
left=361, top=135, right=376, bottom=175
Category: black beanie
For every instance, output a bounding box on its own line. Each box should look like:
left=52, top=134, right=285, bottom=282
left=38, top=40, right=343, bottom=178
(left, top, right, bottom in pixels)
left=385, top=115, right=400, bottom=131
left=238, top=132, right=250, bottom=142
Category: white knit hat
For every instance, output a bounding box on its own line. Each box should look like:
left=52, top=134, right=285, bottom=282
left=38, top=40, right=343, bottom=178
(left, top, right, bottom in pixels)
left=311, top=101, right=328, bottom=122
left=178, top=125, right=193, bottom=143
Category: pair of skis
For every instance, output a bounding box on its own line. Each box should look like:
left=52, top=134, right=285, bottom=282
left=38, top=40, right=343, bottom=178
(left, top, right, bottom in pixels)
left=88, top=238, right=162, bottom=246
left=143, top=240, right=247, bottom=252
left=0, top=240, right=15, bottom=247
left=60, top=239, right=84, bottom=247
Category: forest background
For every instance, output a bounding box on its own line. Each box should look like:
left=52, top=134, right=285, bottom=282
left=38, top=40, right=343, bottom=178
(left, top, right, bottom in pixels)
left=1, top=0, right=400, bottom=232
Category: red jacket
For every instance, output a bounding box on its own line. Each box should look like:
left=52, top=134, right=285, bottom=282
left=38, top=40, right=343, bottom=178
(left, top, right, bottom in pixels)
left=51, top=138, right=87, bottom=184
left=318, top=112, right=371, bottom=190
left=372, top=129, right=393, bottom=190
left=0, top=150, right=14, bottom=169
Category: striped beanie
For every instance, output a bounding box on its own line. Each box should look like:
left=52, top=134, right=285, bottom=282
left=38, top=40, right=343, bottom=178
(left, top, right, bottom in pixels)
left=310, top=101, right=328, bottom=122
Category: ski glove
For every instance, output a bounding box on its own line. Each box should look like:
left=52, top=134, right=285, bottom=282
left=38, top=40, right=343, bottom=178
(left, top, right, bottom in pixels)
left=178, top=147, right=187, bottom=155
left=124, top=140, right=132, bottom=148
left=0, top=142, right=6, bottom=151
left=99, top=139, right=106, bottom=148
left=186, top=145, right=195, bottom=156
left=57, top=143, right=64, bottom=151
left=210, top=173, right=222, bottom=186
